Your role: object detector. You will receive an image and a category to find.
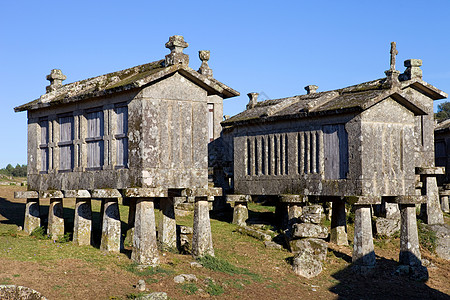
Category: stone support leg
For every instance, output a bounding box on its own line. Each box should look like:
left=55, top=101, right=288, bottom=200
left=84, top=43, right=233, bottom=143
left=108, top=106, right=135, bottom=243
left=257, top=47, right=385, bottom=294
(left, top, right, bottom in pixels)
left=192, top=197, right=214, bottom=257
left=352, top=205, right=375, bottom=269
left=232, top=202, right=248, bottom=227
left=441, top=195, right=449, bottom=213
left=125, top=198, right=136, bottom=245
left=159, top=197, right=177, bottom=251
left=100, top=199, right=121, bottom=253
left=48, top=198, right=64, bottom=240
left=287, top=204, right=302, bottom=225
left=399, top=204, right=421, bottom=266
left=424, top=176, right=444, bottom=224
left=73, top=199, right=92, bottom=246
left=330, top=199, right=348, bottom=246
left=131, top=198, right=159, bottom=266
left=24, top=198, right=40, bottom=234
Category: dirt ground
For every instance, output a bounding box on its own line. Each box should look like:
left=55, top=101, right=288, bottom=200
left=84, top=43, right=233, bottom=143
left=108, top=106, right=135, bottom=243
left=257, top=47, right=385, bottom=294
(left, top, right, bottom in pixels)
left=0, top=185, right=449, bottom=300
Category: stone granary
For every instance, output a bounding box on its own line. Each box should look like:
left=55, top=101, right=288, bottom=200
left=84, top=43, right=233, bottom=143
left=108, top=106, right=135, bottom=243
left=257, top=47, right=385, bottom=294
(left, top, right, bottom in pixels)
left=13, top=35, right=239, bottom=265
left=221, top=43, right=447, bottom=272
left=434, top=120, right=450, bottom=213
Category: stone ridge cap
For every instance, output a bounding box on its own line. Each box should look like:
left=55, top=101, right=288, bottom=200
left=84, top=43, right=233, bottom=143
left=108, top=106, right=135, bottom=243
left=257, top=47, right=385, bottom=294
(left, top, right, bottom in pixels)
left=435, top=118, right=450, bottom=132
left=15, top=59, right=240, bottom=112
left=254, top=91, right=336, bottom=108
left=401, top=78, right=448, bottom=100
left=14, top=59, right=165, bottom=112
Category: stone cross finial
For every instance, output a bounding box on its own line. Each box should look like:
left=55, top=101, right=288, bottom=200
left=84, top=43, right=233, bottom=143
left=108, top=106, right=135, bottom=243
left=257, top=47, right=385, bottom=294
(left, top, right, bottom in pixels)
left=246, top=92, right=259, bottom=110
left=390, top=42, right=398, bottom=71
left=46, top=69, right=66, bottom=93
left=165, top=35, right=189, bottom=66
left=305, top=85, right=318, bottom=94
left=198, top=50, right=213, bottom=78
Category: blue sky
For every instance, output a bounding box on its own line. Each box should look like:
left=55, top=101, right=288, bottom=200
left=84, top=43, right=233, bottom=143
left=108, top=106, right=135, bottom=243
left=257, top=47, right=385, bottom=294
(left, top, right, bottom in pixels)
left=1, top=0, right=449, bottom=168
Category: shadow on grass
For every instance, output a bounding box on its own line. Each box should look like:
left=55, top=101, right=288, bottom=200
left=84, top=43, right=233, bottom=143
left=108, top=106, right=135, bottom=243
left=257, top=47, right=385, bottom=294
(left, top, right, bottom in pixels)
left=329, top=251, right=449, bottom=300
left=0, top=197, right=25, bottom=226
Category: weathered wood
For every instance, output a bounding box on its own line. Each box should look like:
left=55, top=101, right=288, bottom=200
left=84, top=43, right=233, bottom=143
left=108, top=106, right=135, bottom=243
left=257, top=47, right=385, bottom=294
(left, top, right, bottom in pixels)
left=59, top=116, right=74, bottom=170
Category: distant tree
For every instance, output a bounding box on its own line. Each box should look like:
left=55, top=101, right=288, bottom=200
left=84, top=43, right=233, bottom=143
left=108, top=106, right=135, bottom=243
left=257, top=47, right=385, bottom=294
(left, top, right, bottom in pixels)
left=0, top=164, right=27, bottom=177
left=435, top=101, right=450, bottom=122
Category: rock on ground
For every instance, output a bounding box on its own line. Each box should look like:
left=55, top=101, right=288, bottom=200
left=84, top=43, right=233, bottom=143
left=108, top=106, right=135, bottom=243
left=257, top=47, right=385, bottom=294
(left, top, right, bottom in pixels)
left=375, top=217, right=400, bottom=237
left=292, top=252, right=323, bottom=279
left=428, top=224, right=450, bottom=260
left=0, top=285, right=47, bottom=300
left=289, top=238, right=328, bottom=261
left=136, top=292, right=168, bottom=300
left=173, top=274, right=198, bottom=284
left=292, top=223, right=329, bottom=239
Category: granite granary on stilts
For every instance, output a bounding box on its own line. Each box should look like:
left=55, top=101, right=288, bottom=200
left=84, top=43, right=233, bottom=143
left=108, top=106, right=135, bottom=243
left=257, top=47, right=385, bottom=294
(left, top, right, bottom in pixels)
left=14, top=35, right=239, bottom=265
left=220, top=42, right=447, bottom=276
left=14, top=39, right=448, bottom=277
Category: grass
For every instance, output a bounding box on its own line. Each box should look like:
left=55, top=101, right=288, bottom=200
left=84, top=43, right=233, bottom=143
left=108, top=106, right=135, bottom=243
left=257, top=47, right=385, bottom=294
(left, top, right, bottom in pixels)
left=180, top=282, right=198, bottom=295
left=417, top=219, right=437, bottom=253
left=124, top=263, right=174, bottom=277
left=196, top=254, right=252, bottom=275
left=205, top=278, right=224, bottom=296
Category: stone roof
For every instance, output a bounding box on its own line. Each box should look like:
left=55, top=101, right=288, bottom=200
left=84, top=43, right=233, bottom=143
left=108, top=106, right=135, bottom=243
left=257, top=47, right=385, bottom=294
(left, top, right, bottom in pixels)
left=15, top=37, right=239, bottom=112
left=223, top=77, right=447, bottom=126
left=435, top=118, right=450, bottom=133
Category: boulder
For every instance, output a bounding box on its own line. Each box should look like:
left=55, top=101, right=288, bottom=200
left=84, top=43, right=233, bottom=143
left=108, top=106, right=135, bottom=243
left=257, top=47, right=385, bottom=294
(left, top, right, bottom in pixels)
left=292, top=223, right=329, bottom=239
left=384, top=203, right=400, bottom=219
left=292, top=252, right=323, bottom=278
left=428, top=224, right=450, bottom=260
left=375, top=217, right=400, bottom=237
left=299, top=213, right=321, bottom=224
left=289, top=238, right=327, bottom=261
left=137, top=292, right=168, bottom=300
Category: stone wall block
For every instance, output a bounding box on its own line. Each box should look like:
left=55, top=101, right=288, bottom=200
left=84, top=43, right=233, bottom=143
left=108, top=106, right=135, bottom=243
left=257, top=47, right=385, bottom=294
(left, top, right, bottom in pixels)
left=132, top=198, right=159, bottom=266
left=73, top=199, right=92, bottom=246
left=352, top=205, right=375, bottom=267
left=24, top=198, right=40, bottom=234
left=100, top=199, right=121, bottom=253
left=192, top=199, right=214, bottom=257
left=47, top=198, right=64, bottom=240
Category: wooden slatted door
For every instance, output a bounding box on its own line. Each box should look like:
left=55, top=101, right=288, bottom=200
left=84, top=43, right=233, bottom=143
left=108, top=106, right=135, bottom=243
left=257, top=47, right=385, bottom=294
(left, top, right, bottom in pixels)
left=115, top=105, right=128, bottom=168
left=59, top=116, right=74, bottom=170
left=86, top=111, right=104, bottom=168
left=323, top=124, right=348, bottom=179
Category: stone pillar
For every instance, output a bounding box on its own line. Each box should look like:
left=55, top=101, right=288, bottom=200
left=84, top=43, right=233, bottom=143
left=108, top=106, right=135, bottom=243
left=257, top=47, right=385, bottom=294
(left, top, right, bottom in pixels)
left=73, top=199, right=92, bottom=246
left=440, top=195, right=449, bottom=213
left=125, top=198, right=136, bottom=246
left=100, top=199, right=121, bottom=253
left=24, top=198, right=40, bottom=234
left=232, top=202, right=248, bottom=226
left=399, top=204, right=421, bottom=266
left=48, top=198, right=64, bottom=240
left=192, top=197, right=214, bottom=257
left=132, top=198, right=159, bottom=266
left=424, top=176, right=444, bottom=224
left=330, top=199, right=348, bottom=246
left=159, top=197, right=177, bottom=251
left=352, top=205, right=375, bottom=270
